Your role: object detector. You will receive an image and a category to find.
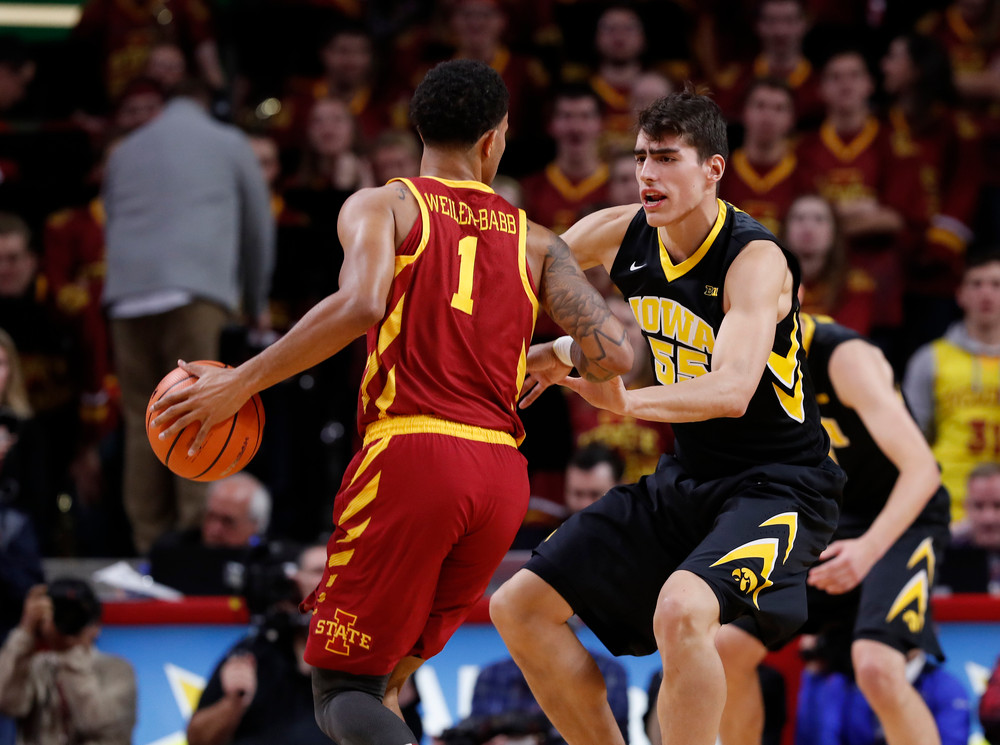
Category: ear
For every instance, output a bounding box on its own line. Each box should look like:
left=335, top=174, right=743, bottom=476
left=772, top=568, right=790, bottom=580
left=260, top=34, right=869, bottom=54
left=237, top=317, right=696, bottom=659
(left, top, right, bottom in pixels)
left=705, top=154, right=725, bottom=184
left=480, top=128, right=498, bottom=161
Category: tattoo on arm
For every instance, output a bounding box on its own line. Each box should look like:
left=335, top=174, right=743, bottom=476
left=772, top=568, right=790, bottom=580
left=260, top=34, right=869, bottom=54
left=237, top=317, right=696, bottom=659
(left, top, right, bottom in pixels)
left=541, top=234, right=628, bottom=382
left=395, top=185, right=408, bottom=200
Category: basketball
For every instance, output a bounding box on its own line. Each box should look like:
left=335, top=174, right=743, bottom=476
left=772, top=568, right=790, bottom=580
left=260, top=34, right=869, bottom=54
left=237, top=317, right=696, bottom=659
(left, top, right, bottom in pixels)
left=146, top=360, right=265, bottom=482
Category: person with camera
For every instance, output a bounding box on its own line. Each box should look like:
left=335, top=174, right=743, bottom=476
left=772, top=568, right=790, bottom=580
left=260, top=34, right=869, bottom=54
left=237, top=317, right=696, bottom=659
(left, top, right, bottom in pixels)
left=0, top=578, right=137, bottom=745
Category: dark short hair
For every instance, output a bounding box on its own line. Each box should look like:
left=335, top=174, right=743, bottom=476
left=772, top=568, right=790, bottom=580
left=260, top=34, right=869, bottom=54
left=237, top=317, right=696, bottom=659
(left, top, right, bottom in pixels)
left=968, top=462, right=1000, bottom=482
left=0, top=212, right=31, bottom=246
left=323, top=20, right=372, bottom=47
left=965, top=248, right=1000, bottom=273
left=743, top=76, right=795, bottom=111
left=568, top=443, right=625, bottom=483
left=49, top=578, right=102, bottom=635
left=636, top=85, right=729, bottom=162
left=552, top=82, right=603, bottom=110
left=115, top=76, right=166, bottom=108
left=409, top=60, right=509, bottom=147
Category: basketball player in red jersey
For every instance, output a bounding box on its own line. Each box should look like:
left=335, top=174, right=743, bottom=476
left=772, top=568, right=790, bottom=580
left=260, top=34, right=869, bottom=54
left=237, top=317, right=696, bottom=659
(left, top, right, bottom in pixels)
left=151, top=59, right=633, bottom=745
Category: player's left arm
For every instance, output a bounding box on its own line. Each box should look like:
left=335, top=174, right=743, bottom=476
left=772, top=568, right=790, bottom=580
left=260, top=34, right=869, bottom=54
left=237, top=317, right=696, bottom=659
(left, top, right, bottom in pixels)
left=561, top=241, right=789, bottom=421
left=151, top=186, right=399, bottom=451
left=807, top=339, right=942, bottom=595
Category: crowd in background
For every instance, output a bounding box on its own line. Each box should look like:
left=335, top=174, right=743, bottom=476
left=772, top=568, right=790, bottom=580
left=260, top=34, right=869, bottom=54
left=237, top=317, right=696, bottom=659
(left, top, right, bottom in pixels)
left=2, top=2, right=1000, bottom=745
left=0, top=0, right=998, bottom=574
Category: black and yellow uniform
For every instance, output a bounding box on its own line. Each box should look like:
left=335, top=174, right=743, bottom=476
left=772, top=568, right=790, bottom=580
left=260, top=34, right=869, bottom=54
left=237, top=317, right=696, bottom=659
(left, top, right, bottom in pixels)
left=792, top=314, right=950, bottom=658
left=527, top=201, right=844, bottom=655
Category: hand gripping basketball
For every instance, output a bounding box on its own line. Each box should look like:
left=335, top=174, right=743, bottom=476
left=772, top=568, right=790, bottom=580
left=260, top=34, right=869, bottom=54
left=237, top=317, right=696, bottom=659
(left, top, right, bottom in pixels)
left=146, top=360, right=264, bottom=482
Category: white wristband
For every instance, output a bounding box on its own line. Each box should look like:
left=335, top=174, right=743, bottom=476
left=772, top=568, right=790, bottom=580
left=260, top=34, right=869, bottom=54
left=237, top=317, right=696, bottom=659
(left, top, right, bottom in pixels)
left=552, top=336, right=575, bottom=367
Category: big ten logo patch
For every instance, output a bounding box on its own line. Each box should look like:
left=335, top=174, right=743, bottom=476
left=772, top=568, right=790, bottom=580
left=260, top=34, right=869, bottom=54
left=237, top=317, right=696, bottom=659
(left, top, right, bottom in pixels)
left=314, top=609, right=373, bottom=656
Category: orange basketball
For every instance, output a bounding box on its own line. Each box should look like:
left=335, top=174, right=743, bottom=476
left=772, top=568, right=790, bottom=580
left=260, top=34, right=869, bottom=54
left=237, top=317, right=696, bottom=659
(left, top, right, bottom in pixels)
left=145, top=360, right=265, bottom=482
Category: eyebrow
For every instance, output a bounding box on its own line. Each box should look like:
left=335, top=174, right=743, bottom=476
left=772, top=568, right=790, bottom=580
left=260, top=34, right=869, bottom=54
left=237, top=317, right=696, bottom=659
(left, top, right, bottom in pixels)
left=633, top=147, right=681, bottom=156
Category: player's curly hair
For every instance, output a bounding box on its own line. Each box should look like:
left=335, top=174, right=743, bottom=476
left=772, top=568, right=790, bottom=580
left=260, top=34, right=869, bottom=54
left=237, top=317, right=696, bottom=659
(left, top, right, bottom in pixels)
left=409, top=60, right=509, bottom=148
left=637, top=83, right=729, bottom=163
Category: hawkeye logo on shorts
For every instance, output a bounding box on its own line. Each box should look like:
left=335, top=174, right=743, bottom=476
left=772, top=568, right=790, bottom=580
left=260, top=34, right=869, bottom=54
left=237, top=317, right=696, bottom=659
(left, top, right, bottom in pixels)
left=314, top=608, right=372, bottom=656
left=886, top=538, right=935, bottom=634
left=628, top=296, right=715, bottom=385
left=710, top=512, right=799, bottom=609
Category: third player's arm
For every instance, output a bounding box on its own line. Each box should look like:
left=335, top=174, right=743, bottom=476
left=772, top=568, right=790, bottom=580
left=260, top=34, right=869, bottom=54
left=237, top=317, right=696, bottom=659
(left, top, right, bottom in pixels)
left=532, top=222, right=634, bottom=383
left=563, top=241, right=789, bottom=421
left=830, top=340, right=942, bottom=557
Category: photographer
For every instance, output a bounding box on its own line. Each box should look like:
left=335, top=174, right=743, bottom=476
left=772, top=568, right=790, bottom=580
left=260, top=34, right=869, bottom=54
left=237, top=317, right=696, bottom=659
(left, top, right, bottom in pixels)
left=188, top=543, right=337, bottom=745
left=0, top=579, right=136, bottom=745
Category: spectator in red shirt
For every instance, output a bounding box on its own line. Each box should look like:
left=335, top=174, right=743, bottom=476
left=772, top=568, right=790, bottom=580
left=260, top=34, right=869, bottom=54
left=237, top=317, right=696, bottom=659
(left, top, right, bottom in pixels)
left=797, top=48, right=927, bottom=360
left=520, top=84, right=609, bottom=235
left=881, top=31, right=982, bottom=357
left=720, top=78, right=805, bottom=237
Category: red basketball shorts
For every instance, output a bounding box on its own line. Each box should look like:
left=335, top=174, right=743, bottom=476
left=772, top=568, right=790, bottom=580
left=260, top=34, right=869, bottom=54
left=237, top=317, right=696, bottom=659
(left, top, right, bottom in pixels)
left=302, top=417, right=529, bottom=675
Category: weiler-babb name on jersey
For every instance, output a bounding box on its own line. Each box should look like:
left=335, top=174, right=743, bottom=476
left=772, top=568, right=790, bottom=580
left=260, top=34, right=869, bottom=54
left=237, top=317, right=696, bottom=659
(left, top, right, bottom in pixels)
left=422, top=192, right=517, bottom=234
left=628, top=296, right=715, bottom=385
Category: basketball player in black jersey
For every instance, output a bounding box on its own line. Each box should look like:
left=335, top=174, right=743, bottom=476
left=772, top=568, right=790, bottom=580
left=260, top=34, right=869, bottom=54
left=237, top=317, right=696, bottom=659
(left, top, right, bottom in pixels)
left=716, top=314, right=950, bottom=745
left=490, top=90, right=845, bottom=745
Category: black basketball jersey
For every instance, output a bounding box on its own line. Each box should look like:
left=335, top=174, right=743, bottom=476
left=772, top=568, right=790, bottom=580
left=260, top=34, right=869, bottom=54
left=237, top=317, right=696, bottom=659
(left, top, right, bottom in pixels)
left=609, top=200, right=830, bottom=479
left=801, top=313, right=950, bottom=535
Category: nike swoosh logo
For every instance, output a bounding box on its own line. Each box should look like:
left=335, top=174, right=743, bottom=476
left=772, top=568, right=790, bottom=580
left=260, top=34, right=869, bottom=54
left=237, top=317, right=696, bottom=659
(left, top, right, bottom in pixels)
left=630, top=261, right=646, bottom=271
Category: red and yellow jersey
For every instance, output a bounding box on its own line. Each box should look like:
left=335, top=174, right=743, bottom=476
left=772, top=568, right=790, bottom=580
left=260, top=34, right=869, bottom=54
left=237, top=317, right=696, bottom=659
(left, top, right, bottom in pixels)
left=886, top=105, right=983, bottom=295
left=930, top=337, right=1000, bottom=522
left=43, top=199, right=107, bottom=318
left=710, top=55, right=824, bottom=128
left=796, top=116, right=928, bottom=326
left=357, top=176, right=539, bottom=441
left=520, top=162, right=609, bottom=235
left=718, top=148, right=803, bottom=237
left=917, top=7, right=1000, bottom=80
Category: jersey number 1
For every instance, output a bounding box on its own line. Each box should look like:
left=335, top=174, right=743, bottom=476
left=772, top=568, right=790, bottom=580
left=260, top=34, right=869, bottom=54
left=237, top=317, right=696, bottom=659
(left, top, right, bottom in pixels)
left=451, top=236, right=477, bottom=315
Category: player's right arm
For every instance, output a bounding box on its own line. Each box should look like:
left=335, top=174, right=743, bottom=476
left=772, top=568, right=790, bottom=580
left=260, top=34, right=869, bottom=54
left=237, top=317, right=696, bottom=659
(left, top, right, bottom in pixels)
left=151, top=184, right=404, bottom=451
left=807, top=339, right=941, bottom=594
left=559, top=204, right=637, bottom=272
left=523, top=214, right=633, bottom=404
left=520, top=207, right=635, bottom=407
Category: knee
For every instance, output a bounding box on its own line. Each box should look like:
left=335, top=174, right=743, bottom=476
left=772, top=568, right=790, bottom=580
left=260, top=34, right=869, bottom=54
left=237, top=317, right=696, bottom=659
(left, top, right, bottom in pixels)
left=313, top=670, right=396, bottom=744
left=489, top=578, right=527, bottom=636
left=653, top=575, right=720, bottom=649
left=489, top=570, right=564, bottom=638
left=852, top=640, right=907, bottom=706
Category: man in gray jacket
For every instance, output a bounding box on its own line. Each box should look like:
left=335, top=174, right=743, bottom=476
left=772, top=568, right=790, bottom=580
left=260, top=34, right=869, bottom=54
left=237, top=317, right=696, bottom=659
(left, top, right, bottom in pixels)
left=103, top=78, right=275, bottom=555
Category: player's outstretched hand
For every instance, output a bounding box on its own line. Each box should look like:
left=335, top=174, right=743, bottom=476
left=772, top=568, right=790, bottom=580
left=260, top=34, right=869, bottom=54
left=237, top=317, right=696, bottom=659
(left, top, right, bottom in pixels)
left=559, top=375, right=628, bottom=416
left=806, top=538, right=878, bottom=595
left=150, top=360, right=249, bottom=455
left=519, top=341, right=573, bottom=409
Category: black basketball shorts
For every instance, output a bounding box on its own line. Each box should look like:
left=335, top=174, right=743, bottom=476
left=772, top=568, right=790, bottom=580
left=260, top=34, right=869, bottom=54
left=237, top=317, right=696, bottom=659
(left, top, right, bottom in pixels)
left=525, top=454, right=844, bottom=656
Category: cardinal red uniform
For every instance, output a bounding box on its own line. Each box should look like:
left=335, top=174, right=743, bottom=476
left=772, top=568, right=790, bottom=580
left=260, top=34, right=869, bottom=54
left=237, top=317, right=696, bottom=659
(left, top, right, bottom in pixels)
left=520, top=163, right=610, bottom=235
left=303, top=176, right=537, bottom=674
left=796, top=116, right=927, bottom=329
left=718, top=148, right=804, bottom=237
